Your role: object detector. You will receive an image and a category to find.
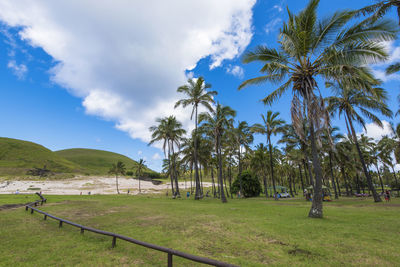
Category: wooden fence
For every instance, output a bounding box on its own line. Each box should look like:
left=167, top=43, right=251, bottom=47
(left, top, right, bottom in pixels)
left=25, top=194, right=238, bottom=267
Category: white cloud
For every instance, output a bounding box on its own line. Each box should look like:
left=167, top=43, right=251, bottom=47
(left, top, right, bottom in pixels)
left=0, top=0, right=255, bottom=145
left=371, top=41, right=400, bottom=81
left=265, top=18, right=282, bottom=34
left=137, top=150, right=142, bottom=156
left=7, top=60, right=27, bottom=79
left=226, top=65, right=244, bottom=78
left=152, top=153, right=161, bottom=160
left=273, top=5, right=283, bottom=12
left=359, top=120, right=393, bottom=141
left=372, top=69, right=400, bottom=82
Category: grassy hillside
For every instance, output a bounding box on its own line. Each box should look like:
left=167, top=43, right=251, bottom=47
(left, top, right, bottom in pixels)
left=55, top=148, right=154, bottom=175
left=0, top=137, right=83, bottom=176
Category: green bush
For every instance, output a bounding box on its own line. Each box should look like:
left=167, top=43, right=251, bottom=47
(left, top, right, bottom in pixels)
left=126, top=171, right=133, bottom=176
left=231, top=171, right=261, bottom=198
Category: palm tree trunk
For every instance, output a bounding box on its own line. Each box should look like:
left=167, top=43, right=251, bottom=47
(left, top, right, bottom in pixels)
left=390, top=165, right=400, bottom=196
left=116, top=175, right=120, bottom=194
left=340, top=165, right=350, bottom=196
left=229, top=162, right=233, bottom=199
left=347, top=114, right=381, bottom=202
left=288, top=173, right=294, bottom=197
left=199, top=164, right=204, bottom=196
left=218, top=135, right=227, bottom=203
left=335, top=175, right=341, bottom=196
left=171, top=144, right=180, bottom=198
left=168, top=145, right=175, bottom=196
left=224, top=171, right=230, bottom=198
left=139, top=176, right=141, bottom=193
left=302, top=159, right=309, bottom=186
left=190, top=164, right=193, bottom=194
left=306, top=156, right=314, bottom=187
left=194, top=106, right=201, bottom=200
left=375, top=164, right=384, bottom=193
left=308, top=121, right=324, bottom=218
left=268, top=136, right=277, bottom=198
left=211, top=166, right=216, bottom=198
left=329, top=151, right=338, bottom=199
left=356, top=172, right=361, bottom=194
left=298, top=164, right=305, bottom=193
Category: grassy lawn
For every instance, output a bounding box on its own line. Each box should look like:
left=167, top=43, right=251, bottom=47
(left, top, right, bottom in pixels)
left=0, top=194, right=399, bottom=266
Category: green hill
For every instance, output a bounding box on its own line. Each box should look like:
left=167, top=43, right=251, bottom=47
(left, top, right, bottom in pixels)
left=0, top=137, right=83, bottom=176
left=55, top=148, right=155, bottom=175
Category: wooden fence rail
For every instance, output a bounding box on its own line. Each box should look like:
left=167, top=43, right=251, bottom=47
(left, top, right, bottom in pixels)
left=25, top=194, right=238, bottom=267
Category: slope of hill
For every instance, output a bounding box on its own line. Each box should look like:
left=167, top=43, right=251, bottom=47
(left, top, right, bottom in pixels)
left=0, top=137, right=83, bottom=176
left=55, top=148, right=154, bottom=175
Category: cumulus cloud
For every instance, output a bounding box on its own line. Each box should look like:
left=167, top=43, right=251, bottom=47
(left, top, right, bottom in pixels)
left=152, top=153, right=161, bottom=160
left=7, top=60, right=27, bottom=79
left=371, top=41, right=400, bottom=81
left=137, top=150, right=142, bottom=156
left=359, top=120, right=393, bottom=141
left=0, top=0, right=256, bottom=145
left=226, top=65, right=244, bottom=78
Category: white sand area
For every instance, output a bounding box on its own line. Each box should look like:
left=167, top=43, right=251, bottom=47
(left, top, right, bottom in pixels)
left=0, top=176, right=211, bottom=195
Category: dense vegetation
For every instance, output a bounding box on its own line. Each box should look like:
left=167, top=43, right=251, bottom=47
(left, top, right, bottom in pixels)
left=149, top=0, right=400, bottom=218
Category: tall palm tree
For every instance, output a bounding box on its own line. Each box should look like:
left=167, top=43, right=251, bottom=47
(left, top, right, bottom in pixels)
left=251, top=143, right=270, bottom=198
left=235, top=121, right=254, bottom=175
left=327, top=84, right=392, bottom=202
left=239, top=0, right=396, bottom=217
left=251, top=111, right=285, bottom=197
left=199, top=103, right=236, bottom=203
left=149, top=116, right=186, bottom=197
left=136, top=159, right=146, bottom=193
left=109, top=161, right=126, bottom=194
left=175, top=77, right=217, bottom=200
left=378, top=136, right=399, bottom=193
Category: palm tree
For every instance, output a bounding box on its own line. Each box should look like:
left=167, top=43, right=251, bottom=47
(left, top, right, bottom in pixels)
left=358, top=0, right=400, bottom=24
left=327, top=84, right=392, bottom=202
left=109, top=161, right=126, bottom=194
left=175, top=77, right=217, bottom=200
left=251, top=111, right=285, bottom=197
left=136, top=159, right=146, bottom=193
left=239, top=0, right=396, bottom=217
left=235, top=121, right=254, bottom=175
left=149, top=116, right=186, bottom=197
left=199, top=103, right=236, bottom=203
left=251, top=143, right=269, bottom=198
left=378, top=136, right=399, bottom=193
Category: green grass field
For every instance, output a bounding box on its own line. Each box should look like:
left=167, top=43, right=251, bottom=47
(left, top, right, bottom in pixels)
left=1, top=194, right=399, bottom=266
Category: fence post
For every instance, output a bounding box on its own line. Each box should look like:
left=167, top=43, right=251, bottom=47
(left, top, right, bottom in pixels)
left=59, top=221, right=63, bottom=228
left=31, top=208, right=34, bottom=214
left=41, top=200, right=43, bottom=206
left=112, top=236, right=117, bottom=248
left=25, top=206, right=28, bottom=211
left=81, top=228, right=84, bottom=234
left=34, top=202, right=37, bottom=206
left=168, top=253, right=173, bottom=267
left=44, top=215, right=47, bottom=220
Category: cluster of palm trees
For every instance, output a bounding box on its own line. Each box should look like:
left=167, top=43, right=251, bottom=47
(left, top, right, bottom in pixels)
left=148, top=0, right=400, bottom=218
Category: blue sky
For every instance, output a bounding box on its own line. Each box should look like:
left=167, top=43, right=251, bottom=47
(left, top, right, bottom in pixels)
left=0, top=0, right=398, bottom=172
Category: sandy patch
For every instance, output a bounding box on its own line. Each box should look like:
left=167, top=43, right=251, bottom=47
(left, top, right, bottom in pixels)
left=0, top=176, right=211, bottom=195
